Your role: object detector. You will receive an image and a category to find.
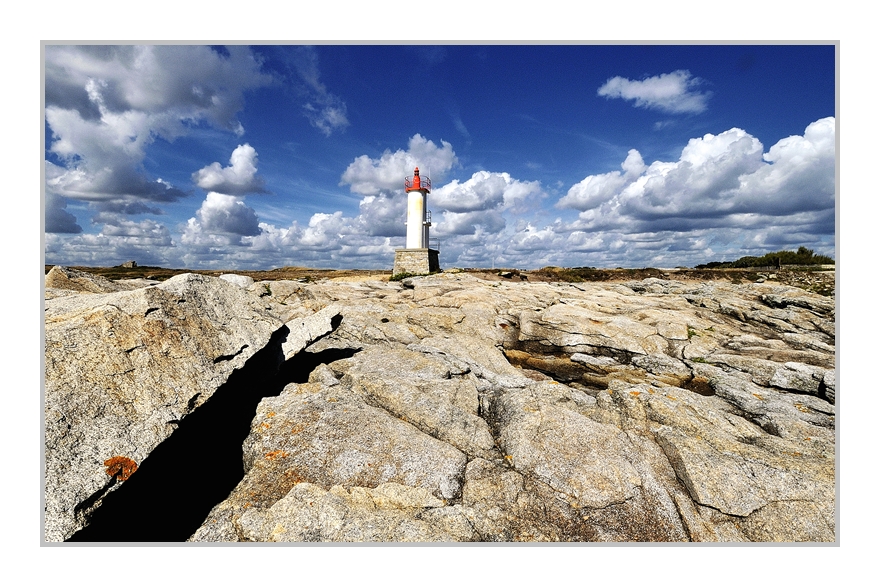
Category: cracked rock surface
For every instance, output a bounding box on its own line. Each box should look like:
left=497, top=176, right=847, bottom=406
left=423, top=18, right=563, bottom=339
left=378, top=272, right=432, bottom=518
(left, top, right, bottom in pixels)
left=45, top=269, right=835, bottom=542
left=44, top=270, right=324, bottom=542
left=190, top=273, right=834, bottom=542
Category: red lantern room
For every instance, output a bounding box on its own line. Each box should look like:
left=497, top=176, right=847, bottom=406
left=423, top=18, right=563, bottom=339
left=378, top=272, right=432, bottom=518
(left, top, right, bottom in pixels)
left=405, top=167, right=431, bottom=192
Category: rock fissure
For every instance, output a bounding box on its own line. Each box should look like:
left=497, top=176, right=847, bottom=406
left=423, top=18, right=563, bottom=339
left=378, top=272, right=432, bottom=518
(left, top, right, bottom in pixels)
left=67, top=340, right=353, bottom=542
left=212, top=344, right=249, bottom=364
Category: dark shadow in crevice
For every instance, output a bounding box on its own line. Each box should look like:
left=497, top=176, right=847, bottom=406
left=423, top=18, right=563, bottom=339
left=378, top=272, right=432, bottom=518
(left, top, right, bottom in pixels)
left=817, top=379, right=830, bottom=403
left=276, top=347, right=358, bottom=387
left=68, top=331, right=357, bottom=542
left=73, top=477, right=117, bottom=524
left=683, top=375, right=715, bottom=396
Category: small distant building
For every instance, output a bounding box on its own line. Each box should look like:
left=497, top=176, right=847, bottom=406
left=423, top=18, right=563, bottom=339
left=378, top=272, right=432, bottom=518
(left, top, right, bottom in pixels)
left=392, top=167, right=440, bottom=276
left=119, top=261, right=137, bottom=268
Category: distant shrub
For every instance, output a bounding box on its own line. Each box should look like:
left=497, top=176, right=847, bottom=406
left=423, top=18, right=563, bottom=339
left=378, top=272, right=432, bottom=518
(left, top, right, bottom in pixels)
left=695, top=247, right=833, bottom=269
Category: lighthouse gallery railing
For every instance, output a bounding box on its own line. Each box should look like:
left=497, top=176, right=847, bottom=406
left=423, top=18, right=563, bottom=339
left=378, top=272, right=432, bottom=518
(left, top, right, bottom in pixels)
left=404, top=175, right=431, bottom=190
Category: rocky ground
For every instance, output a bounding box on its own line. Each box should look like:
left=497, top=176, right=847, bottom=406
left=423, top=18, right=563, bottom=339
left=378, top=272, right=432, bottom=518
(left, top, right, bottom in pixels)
left=44, top=265, right=836, bottom=542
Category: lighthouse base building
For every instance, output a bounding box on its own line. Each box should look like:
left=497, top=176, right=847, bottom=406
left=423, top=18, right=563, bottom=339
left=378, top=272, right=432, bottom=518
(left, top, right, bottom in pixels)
left=392, top=167, right=440, bottom=277
left=393, top=248, right=440, bottom=276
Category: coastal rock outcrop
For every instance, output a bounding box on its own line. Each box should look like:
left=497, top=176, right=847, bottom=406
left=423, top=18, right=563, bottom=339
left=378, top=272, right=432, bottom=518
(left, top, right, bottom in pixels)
left=43, top=270, right=336, bottom=542
left=44, top=269, right=836, bottom=542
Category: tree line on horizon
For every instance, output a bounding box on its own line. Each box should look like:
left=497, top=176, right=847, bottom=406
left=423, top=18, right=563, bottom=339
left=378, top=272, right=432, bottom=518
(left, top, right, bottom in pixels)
left=694, top=247, right=834, bottom=270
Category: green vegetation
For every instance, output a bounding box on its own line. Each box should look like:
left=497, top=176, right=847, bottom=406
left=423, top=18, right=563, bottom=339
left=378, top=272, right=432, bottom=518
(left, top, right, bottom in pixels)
left=529, top=266, right=664, bottom=283
left=695, top=247, right=833, bottom=270
left=389, top=271, right=421, bottom=281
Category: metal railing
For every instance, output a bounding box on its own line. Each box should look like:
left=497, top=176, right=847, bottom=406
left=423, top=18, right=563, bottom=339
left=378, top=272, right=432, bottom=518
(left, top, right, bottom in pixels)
left=404, top=175, right=432, bottom=191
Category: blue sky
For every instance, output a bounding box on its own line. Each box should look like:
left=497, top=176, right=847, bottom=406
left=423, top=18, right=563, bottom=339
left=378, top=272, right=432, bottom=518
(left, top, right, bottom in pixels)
left=43, top=44, right=836, bottom=270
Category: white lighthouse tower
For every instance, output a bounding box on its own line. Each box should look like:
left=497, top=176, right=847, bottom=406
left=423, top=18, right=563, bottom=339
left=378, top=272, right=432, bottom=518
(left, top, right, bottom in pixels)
left=392, top=166, right=440, bottom=276
left=405, top=167, right=430, bottom=248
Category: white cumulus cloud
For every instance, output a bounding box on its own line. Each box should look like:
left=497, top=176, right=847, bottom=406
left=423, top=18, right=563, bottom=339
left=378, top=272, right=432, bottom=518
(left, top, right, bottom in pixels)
left=340, top=134, right=457, bottom=196
left=44, top=45, right=272, bottom=220
left=181, top=192, right=263, bottom=247
left=534, top=117, right=836, bottom=268
left=192, top=144, right=267, bottom=195
left=44, top=218, right=175, bottom=267
left=597, top=70, right=711, bottom=114
left=558, top=149, right=646, bottom=211
left=299, top=212, right=348, bottom=250
left=429, top=171, right=547, bottom=238
left=437, top=210, right=507, bottom=236
left=356, top=194, right=407, bottom=237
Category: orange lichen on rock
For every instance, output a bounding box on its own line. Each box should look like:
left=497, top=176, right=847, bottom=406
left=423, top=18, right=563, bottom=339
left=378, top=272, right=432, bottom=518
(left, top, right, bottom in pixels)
left=264, top=450, right=289, bottom=461
left=104, top=456, right=138, bottom=481
left=283, top=469, right=306, bottom=485
left=629, top=391, right=641, bottom=397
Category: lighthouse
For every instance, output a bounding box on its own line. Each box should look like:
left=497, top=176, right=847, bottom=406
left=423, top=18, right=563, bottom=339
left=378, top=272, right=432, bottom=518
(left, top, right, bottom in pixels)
left=405, top=167, right=430, bottom=248
left=392, top=167, right=440, bottom=276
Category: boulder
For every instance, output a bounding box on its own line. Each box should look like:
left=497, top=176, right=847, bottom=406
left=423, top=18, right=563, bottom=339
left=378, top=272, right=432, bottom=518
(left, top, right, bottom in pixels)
left=44, top=274, right=285, bottom=541
left=45, top=265, right=136, bottom=294
left=769, top=362, right=831, bottom=397
left=219, top=274, right=254, bottom=288
left=281, top=305, right=342, bottom=360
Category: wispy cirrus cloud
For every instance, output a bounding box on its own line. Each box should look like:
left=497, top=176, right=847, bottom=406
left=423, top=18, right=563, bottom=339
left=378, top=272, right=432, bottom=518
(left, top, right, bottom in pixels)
left=290, top=46, right=350, bottom=136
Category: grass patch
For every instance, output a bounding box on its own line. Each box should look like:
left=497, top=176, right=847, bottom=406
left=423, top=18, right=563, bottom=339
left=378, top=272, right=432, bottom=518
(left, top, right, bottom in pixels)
left=390, top=271, right=423, bottom=281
